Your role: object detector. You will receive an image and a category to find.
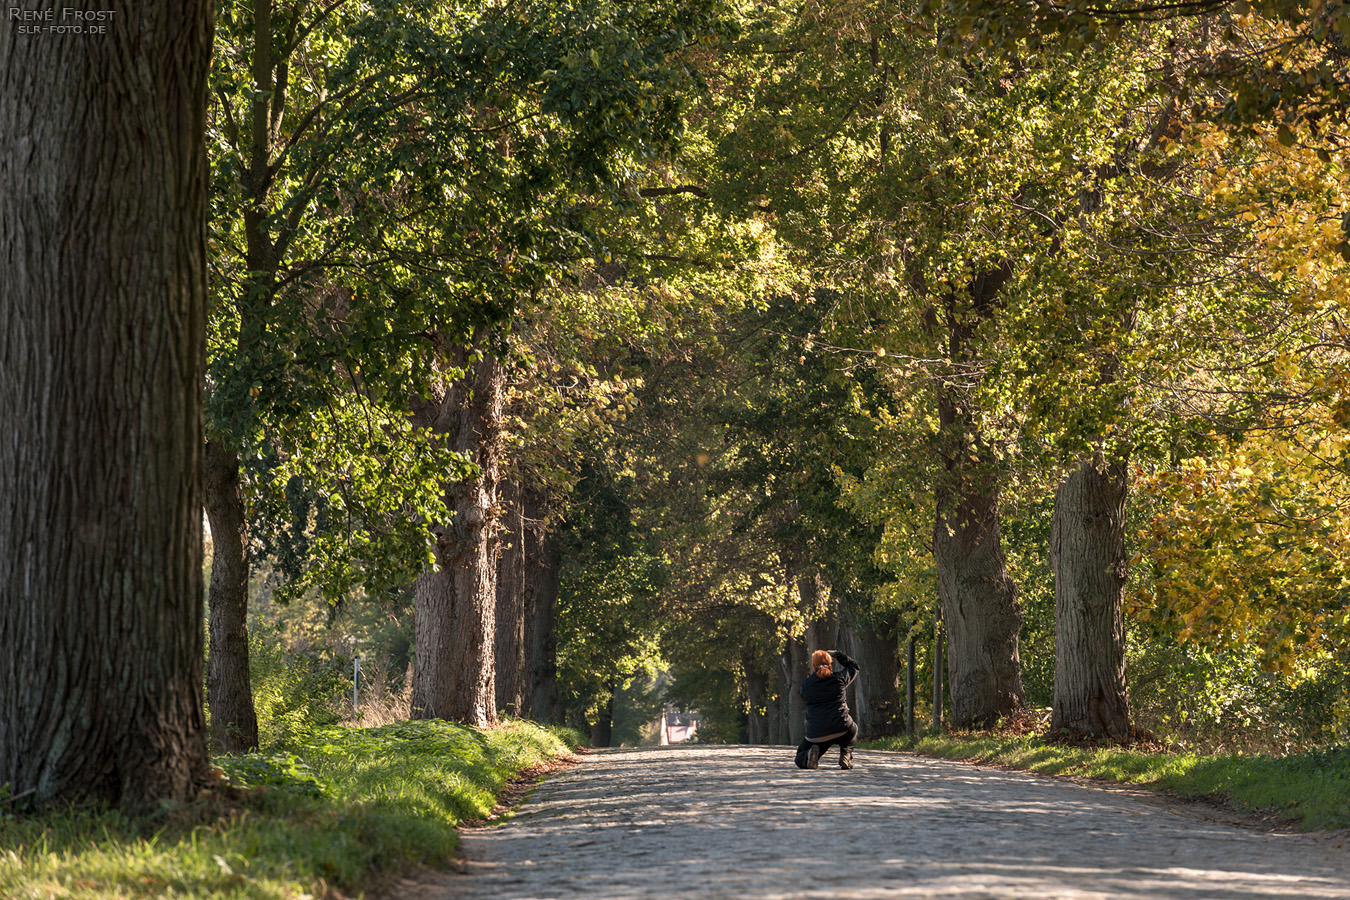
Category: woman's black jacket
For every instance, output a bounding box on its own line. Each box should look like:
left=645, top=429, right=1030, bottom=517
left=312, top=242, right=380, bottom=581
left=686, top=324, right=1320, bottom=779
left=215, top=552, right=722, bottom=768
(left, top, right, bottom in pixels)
left=799, top=650, right=859, bottom=738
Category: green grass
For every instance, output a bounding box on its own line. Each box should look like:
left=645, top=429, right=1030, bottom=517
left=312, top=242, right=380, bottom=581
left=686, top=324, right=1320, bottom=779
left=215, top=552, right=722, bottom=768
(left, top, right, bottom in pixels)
left=864, top=731, right=1350, bottom=831
left=0, top=718, right=582, bottom=900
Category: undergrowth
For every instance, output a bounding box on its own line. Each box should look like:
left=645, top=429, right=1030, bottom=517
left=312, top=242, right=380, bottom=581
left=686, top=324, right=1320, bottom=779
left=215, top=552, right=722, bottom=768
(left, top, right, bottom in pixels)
left=0, top=718, right=582, bottom=900
left=865, top=726, right=1350, bottom=831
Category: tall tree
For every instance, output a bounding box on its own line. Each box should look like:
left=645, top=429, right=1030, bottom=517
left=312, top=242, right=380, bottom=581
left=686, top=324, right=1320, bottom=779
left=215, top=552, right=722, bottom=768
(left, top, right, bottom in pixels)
left=400, top=0, right=732, bottom=727
left=526, top=490, right=565, bottom=723
left=0, top=2, right=214, bottom=811
left=694, top=3, right=1039, bottom=724
left=1050, top=457, right=1131, bottom=738
left=208, top=0, right=483, bottom=750
left=410, top=343, right=506, bottom=726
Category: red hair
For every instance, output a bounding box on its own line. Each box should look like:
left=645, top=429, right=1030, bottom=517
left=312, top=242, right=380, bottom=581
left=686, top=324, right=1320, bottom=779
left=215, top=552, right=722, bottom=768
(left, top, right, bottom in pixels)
left=811, top=650, right=833, bottom=678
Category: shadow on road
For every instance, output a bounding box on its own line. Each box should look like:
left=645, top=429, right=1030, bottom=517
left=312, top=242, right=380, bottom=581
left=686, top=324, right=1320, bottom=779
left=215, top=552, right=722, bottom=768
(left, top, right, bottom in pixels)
left=423, top=746, right=1350, bottom=899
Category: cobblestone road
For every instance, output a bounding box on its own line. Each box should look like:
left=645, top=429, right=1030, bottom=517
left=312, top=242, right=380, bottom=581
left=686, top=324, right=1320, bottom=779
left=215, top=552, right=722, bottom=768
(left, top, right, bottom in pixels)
left=395, top=745, right=1350, bottom=900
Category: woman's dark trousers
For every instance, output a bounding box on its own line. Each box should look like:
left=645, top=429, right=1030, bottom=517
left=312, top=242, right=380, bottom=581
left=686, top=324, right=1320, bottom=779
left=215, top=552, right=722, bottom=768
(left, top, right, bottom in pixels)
left=794, top=721, right=859, bottom=769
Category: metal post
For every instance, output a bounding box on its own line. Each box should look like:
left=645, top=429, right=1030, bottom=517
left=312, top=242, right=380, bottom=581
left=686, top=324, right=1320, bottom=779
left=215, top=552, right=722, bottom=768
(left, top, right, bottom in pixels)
left=353, top=654, right=361, bottom=712
left=906, top=635, right=916, bottom=736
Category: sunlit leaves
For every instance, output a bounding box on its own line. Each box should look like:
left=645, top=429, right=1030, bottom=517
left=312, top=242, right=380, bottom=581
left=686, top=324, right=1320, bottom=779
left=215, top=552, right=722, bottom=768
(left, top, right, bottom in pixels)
left=208, top=0, right=733, bottom=602
left=1132, top=425, right=1350, bottom=674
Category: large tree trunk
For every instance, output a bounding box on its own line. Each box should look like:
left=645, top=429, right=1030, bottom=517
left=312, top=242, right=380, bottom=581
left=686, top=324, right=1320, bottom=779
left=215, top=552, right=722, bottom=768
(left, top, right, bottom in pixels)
left=494, top=479, right=527, bottom=717
left=934, top=389, right=1025, bottom=727
left=204, top=442, right=259, bottom=753
left=0, top=1, right=213, bottom=812
left=1051, top=455, right=1132, bottom=740
left=841, top=612, right=903, bottom=737
left=933, top=481, right=1025, bottom=726
left=528, top=506, right=563, bottom=724
left=410, top=349, right=505, bottom=728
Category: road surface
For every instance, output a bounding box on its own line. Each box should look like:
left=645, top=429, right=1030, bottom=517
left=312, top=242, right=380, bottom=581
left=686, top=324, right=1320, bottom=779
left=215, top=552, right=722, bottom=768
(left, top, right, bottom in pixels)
left=389, top=745, right=1350, bottom=900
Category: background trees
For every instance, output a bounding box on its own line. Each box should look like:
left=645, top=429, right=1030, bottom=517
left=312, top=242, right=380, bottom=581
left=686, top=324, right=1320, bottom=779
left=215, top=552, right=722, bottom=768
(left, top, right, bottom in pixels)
left=196, top=0, right=1350, bottom=757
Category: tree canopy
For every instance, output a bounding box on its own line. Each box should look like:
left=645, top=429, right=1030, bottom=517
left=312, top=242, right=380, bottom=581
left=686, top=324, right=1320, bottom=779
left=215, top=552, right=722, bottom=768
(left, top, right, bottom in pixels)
left=5, top=0, right=1348, bottom=814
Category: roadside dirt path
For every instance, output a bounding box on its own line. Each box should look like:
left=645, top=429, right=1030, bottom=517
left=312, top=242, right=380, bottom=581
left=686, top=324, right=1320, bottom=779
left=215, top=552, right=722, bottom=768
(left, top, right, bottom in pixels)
left=391, top=745, right=1350, bottom=900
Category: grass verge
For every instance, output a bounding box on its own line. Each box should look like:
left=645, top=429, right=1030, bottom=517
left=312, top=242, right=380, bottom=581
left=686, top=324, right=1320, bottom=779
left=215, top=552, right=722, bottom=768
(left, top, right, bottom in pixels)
left=864, top=730, right=1350, bottom=831
left=0, top=718, right=583, bottom=900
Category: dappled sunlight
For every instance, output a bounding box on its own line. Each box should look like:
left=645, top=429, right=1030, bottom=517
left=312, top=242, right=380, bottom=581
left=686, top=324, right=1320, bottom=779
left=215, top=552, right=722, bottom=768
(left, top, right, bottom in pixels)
left=453, top=746, right=1350, bottom=899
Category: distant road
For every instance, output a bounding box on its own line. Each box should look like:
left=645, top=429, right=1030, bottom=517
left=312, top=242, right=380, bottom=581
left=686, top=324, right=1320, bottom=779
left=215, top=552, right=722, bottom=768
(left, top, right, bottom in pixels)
left=395, top=745, right=1350, bottom=899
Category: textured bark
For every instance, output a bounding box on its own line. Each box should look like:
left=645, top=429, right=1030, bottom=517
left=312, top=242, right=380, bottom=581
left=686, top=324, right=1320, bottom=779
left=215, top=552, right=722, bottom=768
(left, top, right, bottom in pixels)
left=802, top=579, right=839, bottom=656
left=919, top=260, right=1025, bottom=728
left=934, top=389, right=1025, bottom=727
left=906, top=636, right=917, bottom=735
left=204, top=442, right=259, bottom=753
left=781, top=637, right=808, bottom=745
left=494, top=479, right=527, bottom=717
left=0, top=2, right=213, bottom=811
left=741, top=649, right=769, bottom=745
left=841, top=613, right=903, bottom=737
left=767, top=693, right=786, bottom=745
left=528, top=510, right=563, bottom=724
left=1051, top=456, right=1132, bottom=740
left=410, top=349, right=505, bottom=728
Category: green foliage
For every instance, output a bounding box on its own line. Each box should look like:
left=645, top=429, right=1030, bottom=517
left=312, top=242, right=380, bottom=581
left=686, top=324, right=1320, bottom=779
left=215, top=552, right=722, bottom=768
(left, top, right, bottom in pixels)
left=208, top=0, right=735, bottom=603
left=1000, top=496, right=1056, bottom=708
left=202, top=0, right=1349, bottom=773
left=610, top=673, right=670, bottom=746
left=937, top=0, right=1350, bottom=167
left=557, top=455, right=668, bottom=724
left=1128, top=634, right=1350, bottom=753
left=0, top=720, right=572, bottom=900
left=246, top=626, right=344, bottom=751
left=664, top=662, right=745, bottom=744
left=215, top=753, right=325, bottom=797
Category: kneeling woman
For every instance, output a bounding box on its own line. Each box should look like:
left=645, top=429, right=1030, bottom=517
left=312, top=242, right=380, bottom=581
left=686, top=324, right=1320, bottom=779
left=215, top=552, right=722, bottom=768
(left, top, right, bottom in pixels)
left=795, top=649, right=860, bottom=770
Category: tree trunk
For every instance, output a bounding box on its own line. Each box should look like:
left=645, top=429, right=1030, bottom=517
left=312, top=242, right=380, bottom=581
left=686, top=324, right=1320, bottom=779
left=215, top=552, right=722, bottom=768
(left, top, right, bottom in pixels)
left=741, top=649, right=768, bottom=745
left=799, top=570, right=838, bottom=653
left=934, top=391, right=1026, bottom=727
left=767, top=692, right=785, bottom=745
left=590, top=687, right=615, bottom=748
left=528, top=508, right=563, bottom=724
left=0, top=1, right=213, bottom=812
left=841, top=613, right=903, bottom=737
left=410, top=348, right=505, bottom=728
left=494, top=479, right=526, bottom=717
left=518, top=488, right=540, bottom=718
left=933, top=608, right=945, bottom=729
left=781, top=637, right=807, bottom=745
left=1051, top=455, right=1132, bottom=740
left=204, top=441, right=259, bottom=753
left=906, top=635, right=917, bottom=735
